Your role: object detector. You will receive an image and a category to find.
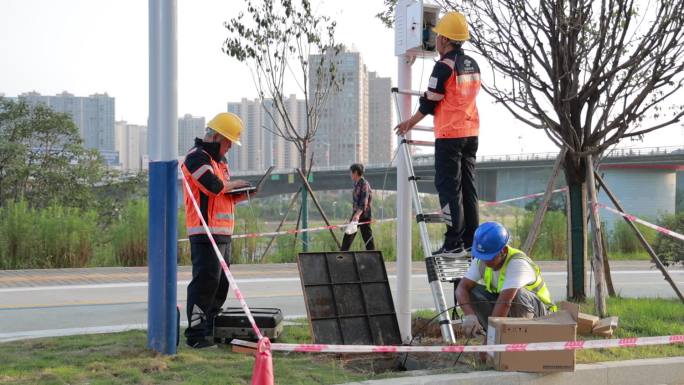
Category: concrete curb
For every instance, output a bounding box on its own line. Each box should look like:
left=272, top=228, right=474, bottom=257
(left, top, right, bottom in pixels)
left=341, top=357, right=684, bottom=385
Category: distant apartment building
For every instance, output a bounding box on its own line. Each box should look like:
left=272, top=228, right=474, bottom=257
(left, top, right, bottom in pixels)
left=227, top=99, right=264, bottom=171
left=309, top=47, right=369, bottom=167
left=17, top=91, right=117, bottom=165
left=227, top=97, right=299, bottom=172
left=368, top=72, right=393, bottom=164
left=115, top=121, right=147, bottom=171
left=178, top=114, right=205, bottom=155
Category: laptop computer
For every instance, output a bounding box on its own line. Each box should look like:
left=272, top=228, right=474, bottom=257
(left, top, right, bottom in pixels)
left=227, top=166, right=275, bottom=195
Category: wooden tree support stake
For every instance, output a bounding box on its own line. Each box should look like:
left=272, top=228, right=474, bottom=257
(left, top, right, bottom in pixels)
left=594, top=171, right=684, bottom=303
left=522, top=147, right=567, bottom=255
left=586, top=155, right=607, bottom=317
left=296, top=168, right=341, bottom=249
left=259, top=187, right=302, bottom=262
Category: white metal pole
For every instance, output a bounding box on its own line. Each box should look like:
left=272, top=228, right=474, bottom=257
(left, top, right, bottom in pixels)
left=148, top=0, right=160, bottom=161
left=396, top=54, right=413, bottom=343
left=159, top=0, right=178, bottom=161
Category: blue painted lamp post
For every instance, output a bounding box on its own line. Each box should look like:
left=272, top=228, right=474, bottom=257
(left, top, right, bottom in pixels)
left=147, top=0, right=179, bottom=355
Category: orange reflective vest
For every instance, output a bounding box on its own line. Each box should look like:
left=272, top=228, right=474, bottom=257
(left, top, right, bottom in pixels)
left=181, top=148, right=238, bottom=239
left=434, top=55, right=481, bottom=139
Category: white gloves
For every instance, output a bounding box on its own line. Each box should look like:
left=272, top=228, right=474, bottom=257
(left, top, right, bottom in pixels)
left=344, top=221, right=359, bottom=235
left=462, top=314, right=483, bottom=337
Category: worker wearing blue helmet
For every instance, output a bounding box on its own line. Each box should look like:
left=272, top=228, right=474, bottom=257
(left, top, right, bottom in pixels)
left=455, top=222, right=557, bottom=337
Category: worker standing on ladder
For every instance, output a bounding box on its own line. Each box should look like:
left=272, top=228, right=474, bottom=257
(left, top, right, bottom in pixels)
left=395, top=12, right=481, bottom=255
left=181, top=112, right=252, bottom=348
left=456, top=222, right=557, bottom=337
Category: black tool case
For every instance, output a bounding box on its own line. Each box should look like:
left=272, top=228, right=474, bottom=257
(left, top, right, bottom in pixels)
left=213, top=307, right=284, bottom=342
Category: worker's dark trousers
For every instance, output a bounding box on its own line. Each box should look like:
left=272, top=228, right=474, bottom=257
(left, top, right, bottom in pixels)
left=185, top=240, right=231, bottom=343
left=458, top=283, right=548, bottom=331
left=340, top=217, right=375, bottom=251
left=434, top=136, right=479, bottom=250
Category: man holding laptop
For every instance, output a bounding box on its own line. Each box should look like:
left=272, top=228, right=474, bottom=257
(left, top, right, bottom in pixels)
left=181, top=112, right=254, bottom=348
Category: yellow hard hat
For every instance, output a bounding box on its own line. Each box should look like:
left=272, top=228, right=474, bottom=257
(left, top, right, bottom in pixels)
left=207, top=112, right=243, bottom=146
left=433, top=12, right=469, bottom=42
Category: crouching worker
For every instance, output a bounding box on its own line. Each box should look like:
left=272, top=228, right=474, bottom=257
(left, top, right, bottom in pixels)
left=181, top=112, right=252, bottom=348
left=455, top=222, right=557, bottom=337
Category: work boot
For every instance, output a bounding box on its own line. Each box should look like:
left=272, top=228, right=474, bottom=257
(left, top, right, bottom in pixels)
left=432, top=244, right=464, bottom=256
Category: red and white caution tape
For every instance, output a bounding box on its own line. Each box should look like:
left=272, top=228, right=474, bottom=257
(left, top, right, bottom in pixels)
left=598, top=204, right=684, bottom=242
left=231, top=218, right=396, bottom=240
left=480, top=187, right=568, bottom=207
left=232, top=335, right=684, bottom=354
left=182, top=178, right=263, bottom=340
left=178, top=188, right=569, bottom=243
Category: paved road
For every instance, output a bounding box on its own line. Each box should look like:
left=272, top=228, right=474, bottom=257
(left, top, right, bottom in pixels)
left=0, top=261, right=682, bottom=342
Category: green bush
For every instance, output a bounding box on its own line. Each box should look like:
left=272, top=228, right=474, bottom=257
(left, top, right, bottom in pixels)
left=653, top=212, right=684, bottom=266
left=0, top=200, right=96, bottom=269
left=110, top=200, right=148, bottom=267
left=514, top=210, right=567, bottom=260
left=607, top=220, right=656, bottom=256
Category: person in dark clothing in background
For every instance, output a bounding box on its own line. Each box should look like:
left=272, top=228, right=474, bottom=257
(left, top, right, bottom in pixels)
left=395, top=12, right=481, bottom=255
left=340, top=163, right=375, bottom=251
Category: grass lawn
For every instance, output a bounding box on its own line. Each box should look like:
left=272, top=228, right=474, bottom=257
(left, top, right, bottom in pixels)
left=0, top=298, right=681, bottom=384
left=0, top=323, right=399, bottom=385
left=577, top=297, right=684, bottom=363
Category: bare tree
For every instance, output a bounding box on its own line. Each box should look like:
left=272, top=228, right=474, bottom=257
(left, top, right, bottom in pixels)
left=223, top=0, right=343, bottom=250
left=380, top=0, right=684, bottom=305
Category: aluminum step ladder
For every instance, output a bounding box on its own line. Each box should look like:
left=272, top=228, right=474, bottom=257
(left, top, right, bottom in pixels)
left=391, top=87, right=472, bottom=344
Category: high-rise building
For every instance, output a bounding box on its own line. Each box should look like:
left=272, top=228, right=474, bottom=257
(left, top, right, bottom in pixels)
left=16, top=91, right=117, bottom=165
left=368, top=72, right=393, bottom=164
left=115, top=121, right=147, bottom=171
left=178, top=114, right=205, bottom=155
left=263, top=95, right=300, bottom=169
left=227, top=97, right=300, bottom=172
left=309, top=47, right=369, bottom=167
left=227, top=98, right=264, bottom=171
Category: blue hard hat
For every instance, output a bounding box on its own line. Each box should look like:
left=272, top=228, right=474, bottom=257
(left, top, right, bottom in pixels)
left=471, top=222, right=510, bottom=261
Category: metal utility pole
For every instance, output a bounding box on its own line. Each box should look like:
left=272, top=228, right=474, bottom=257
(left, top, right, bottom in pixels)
left=147, top=0, right=179, bottom=355
left=396, top=54, right=413, bottom=343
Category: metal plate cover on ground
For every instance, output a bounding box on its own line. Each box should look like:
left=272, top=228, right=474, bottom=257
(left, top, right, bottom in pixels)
left=297, top=251, right=402, bottom=345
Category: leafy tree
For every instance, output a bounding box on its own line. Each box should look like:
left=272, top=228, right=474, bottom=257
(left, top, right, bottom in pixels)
left=378, top=0, right=684, bottom=302
left=0, top=97, right=107, bottom=209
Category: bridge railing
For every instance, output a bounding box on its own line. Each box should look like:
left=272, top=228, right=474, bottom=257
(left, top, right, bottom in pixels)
left=227, top=146, right=683, bottom=176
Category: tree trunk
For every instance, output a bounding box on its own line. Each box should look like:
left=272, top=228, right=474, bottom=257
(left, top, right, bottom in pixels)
left=564, top=153, right=588, bottom=301
left=300, top=143, right=309, bottom=252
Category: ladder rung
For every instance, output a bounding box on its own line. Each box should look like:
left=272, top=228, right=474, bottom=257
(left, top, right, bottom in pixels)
left=413, top=125, right=433, bottom=132
left=404, top=139, right=435, bottom=147
left=416, top=213, right=446, bottom=224
left=408, top=175, right=435, bottom=182
left=391, top=87, right=423, bottom=97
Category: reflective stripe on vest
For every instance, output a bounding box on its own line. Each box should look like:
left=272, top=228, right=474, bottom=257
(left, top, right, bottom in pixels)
left=483, top=247, right=557, bottom=312
left=215, top=213, right=234, bottom=220
left=187, top=226, right=233, bottom=236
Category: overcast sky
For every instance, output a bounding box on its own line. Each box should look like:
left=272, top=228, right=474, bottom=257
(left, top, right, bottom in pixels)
left=1, top=0, right=681, bottom=156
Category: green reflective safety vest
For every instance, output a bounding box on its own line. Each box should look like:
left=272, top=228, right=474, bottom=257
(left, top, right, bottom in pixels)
left=482, top=247, right=557, bottom=312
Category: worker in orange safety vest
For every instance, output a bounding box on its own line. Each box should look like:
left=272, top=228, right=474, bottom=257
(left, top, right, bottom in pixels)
left=181, top=112, right=252, bottom=349
left=395, top=12, right=481, bottom=256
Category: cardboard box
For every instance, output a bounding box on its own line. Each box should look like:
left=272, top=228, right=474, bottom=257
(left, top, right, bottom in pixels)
left=592, top=316, right=619, bottom=337
left=487, top=309, right=577, bottom=372
left=577, top=312, right=600, bottom=336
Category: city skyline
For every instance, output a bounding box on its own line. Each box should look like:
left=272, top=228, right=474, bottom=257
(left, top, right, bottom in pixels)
left=2, top=1, right=681, bottom=157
